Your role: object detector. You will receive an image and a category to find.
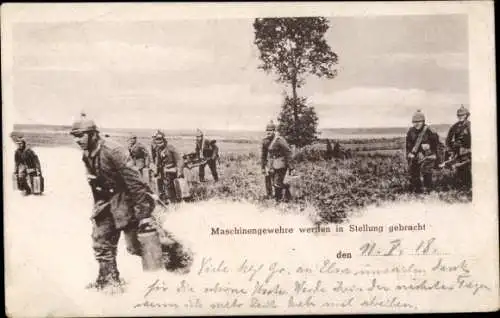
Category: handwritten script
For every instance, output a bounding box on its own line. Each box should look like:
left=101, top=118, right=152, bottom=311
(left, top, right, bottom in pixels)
left=131, top=237, right=491, bottom=313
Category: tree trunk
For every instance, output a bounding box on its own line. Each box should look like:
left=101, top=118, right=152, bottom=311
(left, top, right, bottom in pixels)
left=291, top=77, right=299, bottom=126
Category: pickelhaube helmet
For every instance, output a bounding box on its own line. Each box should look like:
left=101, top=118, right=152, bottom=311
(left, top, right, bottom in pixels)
left=266, top=120, right=277, bottom=131
left=70, top=112, right=98, bottom=135
left=153, top=130, right=165, bottom=141
left=12, top=132, right=26, bottom=144
left=10, top=131, right=23, bottom=142
left=411, top=110, right=425, bottom=123
left=196, top=129, right=204, bottom=137
left=457, top=105, right=470, bottom=116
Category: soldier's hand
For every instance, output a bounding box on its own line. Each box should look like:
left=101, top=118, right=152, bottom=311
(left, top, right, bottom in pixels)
left=408, top=153, right=415, bottom=159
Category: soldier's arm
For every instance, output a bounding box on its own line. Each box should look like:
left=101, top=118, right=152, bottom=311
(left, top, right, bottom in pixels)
left=445, top=123, right=456, bottom=149
left=211, top=143, right=219, bottom=160
left=279, top=137, right=293, bottom=168
left=429, top=130, right=439, bottom=154
left=464, top=121, right=471, bottom=148
left=109, top=147, right=153, bottom=216
left=405, top=131, right=413, bottom=156
left=169, top=144, right=185, bottom=176
left=26, top=149, right=42, bottom=172
left=140, top=144, right=150, bottom=166
left=261, top=141, right=268, bottom=169
left=14, top=151, right=20, bottom=173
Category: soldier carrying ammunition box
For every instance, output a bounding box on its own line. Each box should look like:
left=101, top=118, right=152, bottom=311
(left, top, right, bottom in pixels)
left=70, top=113, right=164, bottom=294
left=405, top=110, right=439, bottom=193
left=442, top=105, right=472, bottom=189
left=128, top=133, right=150, bottom=171
left=194, top=129, right=219, bottom=182
left=13, top=134, right=43, bottom=196
left=151, top=130, right=185, bottom=203
left=261, top=121, right=294, bottom=202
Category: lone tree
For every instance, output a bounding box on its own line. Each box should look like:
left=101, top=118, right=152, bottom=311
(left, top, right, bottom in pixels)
left=254, top=17, right=338, bottom=147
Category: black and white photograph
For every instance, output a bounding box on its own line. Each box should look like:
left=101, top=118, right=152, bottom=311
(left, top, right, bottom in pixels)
left=2, top=2, right=498, bottom=316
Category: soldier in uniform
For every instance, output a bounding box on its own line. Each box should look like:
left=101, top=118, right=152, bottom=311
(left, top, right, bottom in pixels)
left=445, top=105, right=472, bottom=189
left=70, top=113, right=162, bottom=293
left=13, top=135, right=42, bottom=196
left=150, top=130, right=162, bottom=167
left=127, top=133, right=150, bottom=174
left=405, top=110, right=439, bottom=193
left=195, top=129, right=219, bottom=182
left=151, top=130, right=185, bottom=203
left=261, top=121, right=294, bottom=202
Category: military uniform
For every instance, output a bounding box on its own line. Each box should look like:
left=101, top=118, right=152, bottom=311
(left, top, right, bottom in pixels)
left=153, top=136, right=184, bottom=203
left=261, top=131, right=293, bottom=202
left=195, top=137, right=219, bottom=182
left=14, top=139, right=42, bottom=195
left=71, top=113, right=162, bottom=292
left=445, top=107, right=471, bottom=189
left=83, top=138, right=156, bottom=283
left=128, top=140, right=150, bottom=172
left=405, top=111, right=439, bottom=193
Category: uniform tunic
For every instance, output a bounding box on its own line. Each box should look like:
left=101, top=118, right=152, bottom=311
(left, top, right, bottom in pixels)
left=261, top=135, right=293, bottom=198
left=405, top=125, right=439, bottom=192
left=82, top=138, right=155, bottom=261
left=195, top=138, right=219, bottom=181
left=128, top=141, right=150, bottom=170
left=153, top=142, right=184, bottom=201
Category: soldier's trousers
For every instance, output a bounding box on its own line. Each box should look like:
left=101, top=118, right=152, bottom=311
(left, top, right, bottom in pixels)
left=270, top=168, right=291, bottom=202
left=159, top=172, right=178, bottom=203
left=17, top=167, right=35, bottom=194
left=92, top=209, right=142, bottom=264
left=456, top=162, right=472, bottom=189
left=408, top=160, right=434, bottom=193
left=199, top=159, right=218, bottom=182
left=265, top=175, right=273, bottom=197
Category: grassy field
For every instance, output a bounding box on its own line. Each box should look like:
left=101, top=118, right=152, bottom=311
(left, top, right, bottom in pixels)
left=13, top=127, right=470, bottom=224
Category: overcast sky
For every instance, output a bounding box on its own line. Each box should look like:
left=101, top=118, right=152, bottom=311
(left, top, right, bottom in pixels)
left=11, top=15, right=468, bottom=130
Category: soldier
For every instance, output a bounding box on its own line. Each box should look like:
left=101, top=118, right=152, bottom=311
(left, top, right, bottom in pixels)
left=70, top=113, right=163, bottom=293
left=152, top=130, right=185, bottom=203
left=127, top=133, right=150, bottom=174
left=405, top=110, right=439, bottom=193
left=195, top=129, right=219, bottom=182
left=261, top=121, right=294, bottom=202
left=150, top=130, right=162, bottom=167
left=444, top=105, right=472, bottom=189
left=13, top=134, right=42, bottom=196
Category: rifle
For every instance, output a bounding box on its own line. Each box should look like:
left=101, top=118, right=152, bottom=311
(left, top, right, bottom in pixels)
left=439, top=151, right=471, bottom=169
left=418, top=154, right=437, bottom=164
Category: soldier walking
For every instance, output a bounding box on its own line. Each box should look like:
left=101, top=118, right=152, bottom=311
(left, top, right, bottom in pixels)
left=70, top=113, right=163, bottom=293
left=261, top=121, right=294, bottom=202
left=405, top=110, right=439, bottom=193
left=151, top=130, right=185, bottom=203
left=195, top=129, right=219, bottom=182
left=127, top=133, right=150, bottom=175
left=13, top=134, right=42, bottom=196
left=444, top=105, right=472, bottom=189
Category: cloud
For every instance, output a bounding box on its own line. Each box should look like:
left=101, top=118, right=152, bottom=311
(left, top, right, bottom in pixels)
left=370, top=52, right=468, bottom=70
left=310, top=86, right=467, bottom=128
left=15, top=41, right=213, bottom=72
